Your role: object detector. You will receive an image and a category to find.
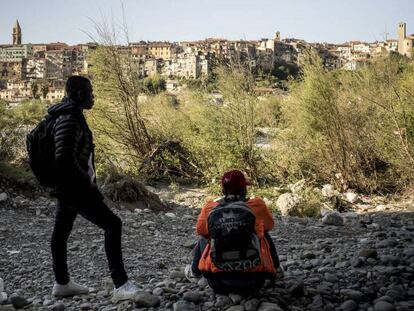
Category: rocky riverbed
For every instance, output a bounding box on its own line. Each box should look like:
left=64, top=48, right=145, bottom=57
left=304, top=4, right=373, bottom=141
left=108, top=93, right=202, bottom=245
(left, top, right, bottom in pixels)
left=0, top=188, right=413, bottom=311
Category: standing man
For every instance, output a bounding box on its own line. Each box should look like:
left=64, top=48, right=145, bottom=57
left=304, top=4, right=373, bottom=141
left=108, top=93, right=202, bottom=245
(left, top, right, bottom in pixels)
left=48, top=76, right=138, bottom=302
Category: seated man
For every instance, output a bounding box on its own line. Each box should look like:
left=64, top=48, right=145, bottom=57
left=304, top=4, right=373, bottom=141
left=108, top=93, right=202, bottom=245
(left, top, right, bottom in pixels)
left=185, top=170, right=280, bottom=294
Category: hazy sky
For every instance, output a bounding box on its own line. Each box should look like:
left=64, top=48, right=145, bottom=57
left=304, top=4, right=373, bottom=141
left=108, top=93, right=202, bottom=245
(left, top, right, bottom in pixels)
left=1, top=0, right=414, bottom=45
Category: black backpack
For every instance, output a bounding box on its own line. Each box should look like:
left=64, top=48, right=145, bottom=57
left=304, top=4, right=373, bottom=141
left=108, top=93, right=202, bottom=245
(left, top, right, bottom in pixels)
left=26, top=114, right=57, bottom=187
left=208, top=197, right=261, bottom=272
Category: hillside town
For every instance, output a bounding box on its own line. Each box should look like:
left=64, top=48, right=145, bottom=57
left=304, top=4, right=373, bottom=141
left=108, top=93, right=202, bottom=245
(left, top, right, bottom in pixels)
left=0, top=20, right=413, bottom=105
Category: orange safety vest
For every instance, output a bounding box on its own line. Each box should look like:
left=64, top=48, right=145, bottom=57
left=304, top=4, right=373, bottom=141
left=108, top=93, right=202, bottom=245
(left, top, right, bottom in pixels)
left=196, top=197, right=276, bottom=274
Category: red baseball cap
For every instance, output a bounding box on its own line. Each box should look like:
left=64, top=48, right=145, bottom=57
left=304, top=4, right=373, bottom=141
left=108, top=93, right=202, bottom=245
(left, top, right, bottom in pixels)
left=221, top=170, right=252, bottom=192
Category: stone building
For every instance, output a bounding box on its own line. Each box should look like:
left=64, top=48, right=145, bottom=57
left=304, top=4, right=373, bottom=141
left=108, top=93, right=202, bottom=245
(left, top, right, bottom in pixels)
left=0, top=44, right=33, bottom=62
left=0, top=80, right=32, bottom=103
left=45, top=50, right=64, bottom=79
left=398, top=22, right=414, bottom=58
left=24, top=57, right=47, bottom=79
left=207, top=39, right=229, bottom=58
left=144, top=59, right=161, bottom=76
left=75, top=43, right=97, bottom=74
left=0, top=20, right=32, bottom=70
left=163, top=53, right=209, bottom=79
left=130, top=42, right=149, bottom=60
left=384, top=40, right=398, bottom=53
left=148, top=42, right=179, bottom=60
left=0, top=61, right=23, bottom=80
left=32, top=44, right=48, bottom=55
left=45, top=86, right=65, bottom=102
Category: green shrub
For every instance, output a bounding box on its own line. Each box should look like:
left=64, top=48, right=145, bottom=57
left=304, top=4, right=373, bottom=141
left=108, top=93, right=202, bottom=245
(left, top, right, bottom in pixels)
left=0, top=161, right=34, bottom=180
left=276, top=51, right=414, bottom=193
left=0, top=99, right=45, bottom=162
left=88, top=39, right=414, bottom=194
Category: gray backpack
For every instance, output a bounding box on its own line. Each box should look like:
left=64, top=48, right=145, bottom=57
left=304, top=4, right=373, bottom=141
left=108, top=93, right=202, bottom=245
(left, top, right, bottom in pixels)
left=208, top=197, right=261, bottom=271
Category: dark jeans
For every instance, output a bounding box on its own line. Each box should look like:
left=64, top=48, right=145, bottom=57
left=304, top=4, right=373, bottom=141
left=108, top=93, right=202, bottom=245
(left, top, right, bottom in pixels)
left=51, top=194, right=128, bottom=288
left=191, top=233, right=279, bottom=294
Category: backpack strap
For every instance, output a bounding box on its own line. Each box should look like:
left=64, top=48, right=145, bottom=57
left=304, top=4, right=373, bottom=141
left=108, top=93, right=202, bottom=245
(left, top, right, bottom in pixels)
left=216, top=195, right=247, bottom=206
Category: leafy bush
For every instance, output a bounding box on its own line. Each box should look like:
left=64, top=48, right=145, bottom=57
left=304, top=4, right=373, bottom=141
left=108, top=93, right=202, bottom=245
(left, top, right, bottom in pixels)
left=143, top=75, right=166, bottom=94
left=276, top=51, right=414, bottom=193
left=88, top=36, right=414, bottom=194
left=0, top=99, right=45, bottom=162
left=89, top=44, right=200, bottom=181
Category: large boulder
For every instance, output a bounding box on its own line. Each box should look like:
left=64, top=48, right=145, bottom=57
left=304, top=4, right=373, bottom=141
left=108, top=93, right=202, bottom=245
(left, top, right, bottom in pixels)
left=322, top=212, right=344, bottom=226
left=276, top=193, right=302, bottom=216
left=321, top=184, right=339, bottom=198
left=10, top=293, right=30, bottom=309
left=0, top=192, right=8, bottom=202
left=344, top=192, right=359, bottom=204
left=0, top=292, right=7, bottom=304
left=134, top=293, right=160, bottom=308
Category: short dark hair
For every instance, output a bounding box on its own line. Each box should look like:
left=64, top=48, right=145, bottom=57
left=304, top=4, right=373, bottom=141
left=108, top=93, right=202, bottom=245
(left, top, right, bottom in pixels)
left=65, top=75, right=91, bottom=98
left=223, top=186, right=247, bottom=197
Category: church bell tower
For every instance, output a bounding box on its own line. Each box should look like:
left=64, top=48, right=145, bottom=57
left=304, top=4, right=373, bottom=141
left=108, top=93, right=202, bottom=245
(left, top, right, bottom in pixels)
left=13, top=20, right=22, bottom=45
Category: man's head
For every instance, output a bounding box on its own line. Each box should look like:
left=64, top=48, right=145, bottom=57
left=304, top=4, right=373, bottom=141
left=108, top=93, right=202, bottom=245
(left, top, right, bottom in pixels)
left=221, top=169, right=251, bottom=197
left=65, top=75, right=94, bottom=109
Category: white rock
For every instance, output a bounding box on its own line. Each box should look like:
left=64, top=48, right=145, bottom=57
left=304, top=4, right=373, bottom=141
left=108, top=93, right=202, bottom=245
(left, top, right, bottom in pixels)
left=6, top=250, right=20, bottom=255
left=321, top=184, right=339, bottom=198
left=375, top=205, right=389, bottom=212
left=359, top=238, right=371, bottom=245
left=345, top=192, right=359, bottom=204
left=152, top=287, right=163, bottom=296
left=289, top=179, right=307, bottom=194
left=0, top=192, right=8, bottom=202
left=142, top=221, right=156, bottom=227
left=0, top=277, right=4, bottom=292
left=276, top=193, right=302, bottom=216
left=0, top=292, right=7, bottom=304
left=322, top=212, right=344, bottom=226
left=43, top=299, right=53, bottom=306
left=165, top=212, right=176, bottom=218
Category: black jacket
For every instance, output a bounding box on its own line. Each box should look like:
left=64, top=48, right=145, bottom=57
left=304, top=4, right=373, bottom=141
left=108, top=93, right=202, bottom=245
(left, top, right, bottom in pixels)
left=48, top=98, right=100, bottom=200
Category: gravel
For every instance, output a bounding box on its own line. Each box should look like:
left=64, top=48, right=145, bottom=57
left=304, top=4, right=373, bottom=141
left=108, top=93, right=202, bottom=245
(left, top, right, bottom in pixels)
left=0, top=189, right=413, bottom=310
